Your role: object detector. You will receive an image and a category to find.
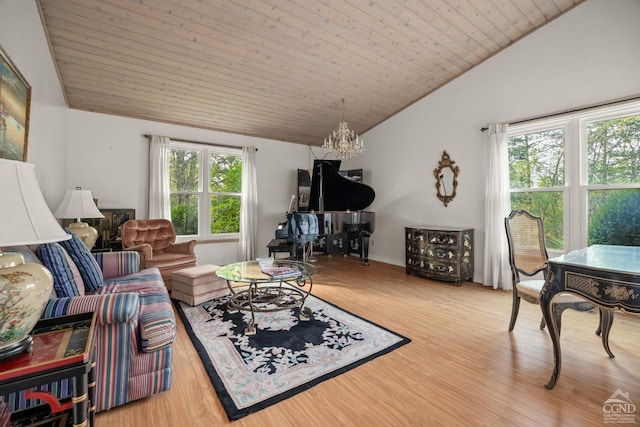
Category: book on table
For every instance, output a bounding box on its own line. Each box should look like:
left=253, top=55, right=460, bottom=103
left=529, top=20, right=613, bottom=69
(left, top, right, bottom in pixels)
left=261, top=267, right=301, bottom=279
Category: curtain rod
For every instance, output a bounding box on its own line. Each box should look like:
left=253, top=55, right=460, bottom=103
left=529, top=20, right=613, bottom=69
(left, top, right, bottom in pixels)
left=480, top=95, right=640, bottom=132
left=144, top=134, right=257, bottom=151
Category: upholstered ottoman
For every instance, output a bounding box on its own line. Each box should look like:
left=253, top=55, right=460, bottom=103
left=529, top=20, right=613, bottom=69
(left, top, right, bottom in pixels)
left=171, top=264, right=229, bottom=306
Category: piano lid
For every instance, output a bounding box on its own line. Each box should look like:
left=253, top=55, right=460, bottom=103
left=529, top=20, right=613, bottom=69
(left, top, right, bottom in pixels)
left=308, top=160, right=375, bottom=212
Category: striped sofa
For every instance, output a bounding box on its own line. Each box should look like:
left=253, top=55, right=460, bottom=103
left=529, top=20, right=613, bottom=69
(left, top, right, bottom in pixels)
left=2, top=244, right=176, bottom=414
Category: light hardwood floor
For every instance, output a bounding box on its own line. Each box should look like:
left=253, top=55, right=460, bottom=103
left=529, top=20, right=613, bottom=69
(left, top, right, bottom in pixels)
left=95, top=256, right=639, bottom=426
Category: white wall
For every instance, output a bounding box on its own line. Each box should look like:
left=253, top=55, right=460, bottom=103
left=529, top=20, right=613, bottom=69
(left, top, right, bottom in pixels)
left=357, top=0, right=640, bottom=282
left=0, top=0, right=68, bottom=207
left=65, top=109, right=312, bottom=265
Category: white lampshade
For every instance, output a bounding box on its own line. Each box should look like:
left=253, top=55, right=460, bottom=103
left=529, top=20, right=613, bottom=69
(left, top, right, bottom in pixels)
left=53, top=187, right=104, bottom=250
left=54, top=188, right=104, bottom=220
left=0, top=159, right=70, bottom=360
left=0, top=159, right=70, bottom=246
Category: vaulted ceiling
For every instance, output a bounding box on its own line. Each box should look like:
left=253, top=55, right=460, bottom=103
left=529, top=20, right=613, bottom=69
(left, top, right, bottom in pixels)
left=37, top=0, right=584, bottom=146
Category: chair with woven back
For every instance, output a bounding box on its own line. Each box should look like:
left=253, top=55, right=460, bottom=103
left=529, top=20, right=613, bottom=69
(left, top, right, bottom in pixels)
left=504, top=210, right=611, bottom=338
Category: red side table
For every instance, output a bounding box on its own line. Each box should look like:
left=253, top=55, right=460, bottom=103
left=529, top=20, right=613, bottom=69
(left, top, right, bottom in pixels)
left=0, top=312, right=97, bottom=427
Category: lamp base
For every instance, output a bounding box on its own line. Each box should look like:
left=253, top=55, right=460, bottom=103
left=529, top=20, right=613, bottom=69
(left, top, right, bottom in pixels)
left=0, top=334, right=33, bottom=361
left=68, top=221, right=99, bottom=249
left=0, top=252, right=54, bottom=361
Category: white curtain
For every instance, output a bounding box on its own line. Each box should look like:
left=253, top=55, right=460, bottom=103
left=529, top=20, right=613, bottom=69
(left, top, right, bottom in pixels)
left=238, top=146, right=258, bottom=261
left=148, top=135, right=171, bottom=220
left=483, top=124, right=512, bottom=290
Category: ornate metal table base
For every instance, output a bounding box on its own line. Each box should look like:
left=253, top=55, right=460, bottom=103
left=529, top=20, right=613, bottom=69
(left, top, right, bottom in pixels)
left=215, top=260, right=317, bottom=336
left=227, top=279, right=314, bottom=335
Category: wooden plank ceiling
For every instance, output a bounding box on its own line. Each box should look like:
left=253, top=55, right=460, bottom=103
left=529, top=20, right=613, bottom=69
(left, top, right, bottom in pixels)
left=37, top=0, right=584, bottom=146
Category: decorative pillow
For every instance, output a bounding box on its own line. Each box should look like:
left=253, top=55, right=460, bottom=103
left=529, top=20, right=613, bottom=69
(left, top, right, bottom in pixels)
left=36, top=243, right=81, bottom=298
left=59, top=230, right=104, bottom=292
left=62, top=248, right=85, bottom=296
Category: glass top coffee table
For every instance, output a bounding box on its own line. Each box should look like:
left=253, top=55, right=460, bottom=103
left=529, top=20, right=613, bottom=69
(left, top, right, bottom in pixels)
left=216, top=260, right=317, bottom=335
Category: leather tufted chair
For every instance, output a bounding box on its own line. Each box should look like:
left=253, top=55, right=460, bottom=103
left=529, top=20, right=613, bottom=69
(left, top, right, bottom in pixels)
left=121, top=219, right=197, bottom=291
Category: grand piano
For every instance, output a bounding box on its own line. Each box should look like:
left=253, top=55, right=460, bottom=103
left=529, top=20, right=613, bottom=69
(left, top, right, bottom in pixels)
left=300, top=160, right=376, bottom=265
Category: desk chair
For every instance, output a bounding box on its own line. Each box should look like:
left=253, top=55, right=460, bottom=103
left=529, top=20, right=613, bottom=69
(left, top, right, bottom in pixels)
left=504, top=210, right=602, bottom=333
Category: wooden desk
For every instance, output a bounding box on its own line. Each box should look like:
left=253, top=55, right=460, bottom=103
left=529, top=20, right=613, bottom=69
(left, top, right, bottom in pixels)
left=0, top=312, right=97, bottom=426
left=541, top=245, right=640, bottom=389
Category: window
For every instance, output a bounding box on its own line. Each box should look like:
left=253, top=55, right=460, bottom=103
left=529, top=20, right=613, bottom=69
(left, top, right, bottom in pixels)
left=508, top=126, right=566, bottom=250
left=168, top=142, right=242, bottom=238
left=585, top=113, right=640, bottom=246
left=507, top=101, right=640, bottom=252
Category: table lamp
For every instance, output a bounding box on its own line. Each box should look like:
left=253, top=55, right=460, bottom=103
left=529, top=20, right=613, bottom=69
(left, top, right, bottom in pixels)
left=54, top=187, right=104, bottom=249
left=0, top=159, right=71, bottom=360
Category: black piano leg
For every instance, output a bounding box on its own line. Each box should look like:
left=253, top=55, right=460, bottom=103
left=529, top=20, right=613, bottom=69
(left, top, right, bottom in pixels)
left=362, top=232, right=371, bottom=266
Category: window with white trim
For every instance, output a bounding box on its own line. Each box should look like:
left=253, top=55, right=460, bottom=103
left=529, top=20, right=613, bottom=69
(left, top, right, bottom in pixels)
left=168, top=141, right=242, bottom=238
left=507, top=100, right=640, bottom=253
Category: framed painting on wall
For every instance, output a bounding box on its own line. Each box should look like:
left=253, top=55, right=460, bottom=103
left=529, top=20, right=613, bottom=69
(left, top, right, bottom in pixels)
left=0, top=44, right=32, bottom=162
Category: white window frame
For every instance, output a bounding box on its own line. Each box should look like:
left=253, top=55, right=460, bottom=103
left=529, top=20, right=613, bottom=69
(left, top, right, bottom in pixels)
left=507, top=99, right=640, bottom=254
left=507, top=118, right=570, bottom=255
left=577, top=103, right=640, bottom=248
left=169, top=140, right=242, bottom=240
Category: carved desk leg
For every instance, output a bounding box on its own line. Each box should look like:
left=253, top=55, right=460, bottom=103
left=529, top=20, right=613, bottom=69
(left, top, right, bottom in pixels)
left=540, top=269, right=562, bottom=390
left=599, top=309, right=615, bottom=358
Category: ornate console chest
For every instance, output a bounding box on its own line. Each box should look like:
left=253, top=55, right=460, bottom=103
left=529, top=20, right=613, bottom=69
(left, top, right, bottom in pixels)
left=405, top=226, right=474, bottom=286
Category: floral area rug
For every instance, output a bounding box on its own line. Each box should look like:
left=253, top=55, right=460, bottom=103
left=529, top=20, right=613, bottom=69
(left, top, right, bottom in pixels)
left=173, top=289, right=410, bottom=421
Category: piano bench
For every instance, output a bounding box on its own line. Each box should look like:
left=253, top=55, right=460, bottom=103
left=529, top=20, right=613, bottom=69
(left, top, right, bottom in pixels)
left=267, top=239, right=293, bottom=259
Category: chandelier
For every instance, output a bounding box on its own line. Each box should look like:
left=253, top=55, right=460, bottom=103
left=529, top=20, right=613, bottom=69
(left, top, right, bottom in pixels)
left=322, top=98, right=364, bottom=160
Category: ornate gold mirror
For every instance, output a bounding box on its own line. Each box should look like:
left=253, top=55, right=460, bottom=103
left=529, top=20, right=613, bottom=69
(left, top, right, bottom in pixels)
left=433, top=151, right=459, bottom=207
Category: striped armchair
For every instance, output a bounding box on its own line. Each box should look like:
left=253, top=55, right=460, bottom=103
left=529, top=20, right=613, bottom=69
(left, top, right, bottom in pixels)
left=2, top=245, right=175, bottom=414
